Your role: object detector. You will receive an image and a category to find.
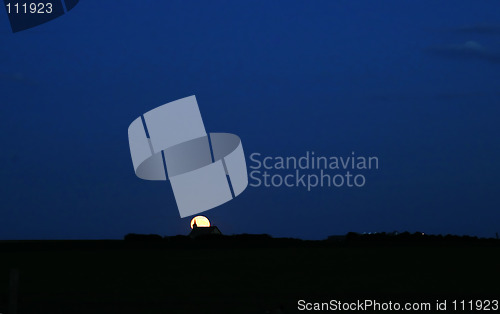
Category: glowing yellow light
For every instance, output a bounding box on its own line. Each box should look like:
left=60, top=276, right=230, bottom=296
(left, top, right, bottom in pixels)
left=190, top=216, right=210, bottom=229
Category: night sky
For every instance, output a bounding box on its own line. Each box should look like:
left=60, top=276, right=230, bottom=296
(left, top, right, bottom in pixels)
left=1, top=1, right=499, bottom=240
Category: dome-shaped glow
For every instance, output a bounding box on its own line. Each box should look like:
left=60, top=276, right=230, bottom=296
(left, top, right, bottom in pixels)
left=190, top=216, right=210, bottom=229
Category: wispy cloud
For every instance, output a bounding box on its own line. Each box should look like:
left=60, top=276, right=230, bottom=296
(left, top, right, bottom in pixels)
left=368, top=90, right=500, bottom=103
left=0, top=72, right=38, bottom=86
left=426, top=41, right=500, bottom=64
left=452, top=25, right=500, bottom=35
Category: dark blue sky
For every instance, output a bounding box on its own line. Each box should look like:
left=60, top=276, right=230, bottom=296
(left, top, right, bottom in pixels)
left=1, top=1, right=499, bottom=240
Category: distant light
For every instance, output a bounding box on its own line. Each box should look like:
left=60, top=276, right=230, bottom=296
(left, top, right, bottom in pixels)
left=190, top=216, right=210, bottom=229
left=422, top=233, right=425, bottom=235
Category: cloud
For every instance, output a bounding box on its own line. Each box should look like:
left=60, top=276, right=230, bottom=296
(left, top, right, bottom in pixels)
left=426, top=41, right=500, bottom=63
left=368, top=90, right=500, bottom=103
left=0, top=72, right=37, bottom=86
left=452, top=25, right=500, bottom=35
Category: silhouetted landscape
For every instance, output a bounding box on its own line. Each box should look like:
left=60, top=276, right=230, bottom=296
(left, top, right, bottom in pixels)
left=1, top=232, right=499, bottom=313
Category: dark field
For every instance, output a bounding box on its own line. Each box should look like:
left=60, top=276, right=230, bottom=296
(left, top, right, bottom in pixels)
left=0, top=236, right=499, bottom=314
